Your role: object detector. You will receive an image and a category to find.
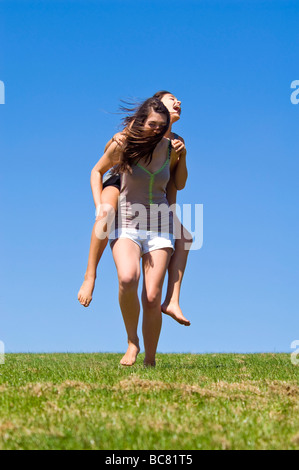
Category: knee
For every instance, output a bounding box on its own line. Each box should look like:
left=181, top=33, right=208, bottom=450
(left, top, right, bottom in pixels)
left=142, top=289, right=162, bottom=310
left=119, top=272, right=139, bottom=293
left=94, top=205, right=116, bottom=238
left=175, top=228, right=193, bottom=251
left=184, top=228, right=193, bottom=243
left=96, top=204, right=116, bottom=226
left=175, top=231, right=193, bottom=251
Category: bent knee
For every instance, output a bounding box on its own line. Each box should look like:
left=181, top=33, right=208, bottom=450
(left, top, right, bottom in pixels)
left=96, top=204, right=116, bottom=222
left=175, top=229, right=193, bottom=250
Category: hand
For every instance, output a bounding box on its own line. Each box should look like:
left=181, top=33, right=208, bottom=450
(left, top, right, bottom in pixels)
left=171, top=139, right=186, bottom=156
left=112, top=132, right=126, bottom=147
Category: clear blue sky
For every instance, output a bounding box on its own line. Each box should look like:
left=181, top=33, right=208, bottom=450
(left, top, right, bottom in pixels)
left=0, top=0, right=298, bottom=354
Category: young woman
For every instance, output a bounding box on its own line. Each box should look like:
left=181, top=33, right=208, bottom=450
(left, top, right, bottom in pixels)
left=90, top=97, right=179, bottom=366
left=78, top=91, right=192, bottom=326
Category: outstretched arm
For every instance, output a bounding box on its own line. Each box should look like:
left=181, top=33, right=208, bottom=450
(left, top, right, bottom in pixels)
left=90, top=142, right=122, bottom=210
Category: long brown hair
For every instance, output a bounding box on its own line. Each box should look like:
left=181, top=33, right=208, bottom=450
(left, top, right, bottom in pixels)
left=114, top=97, right=170, bottom=173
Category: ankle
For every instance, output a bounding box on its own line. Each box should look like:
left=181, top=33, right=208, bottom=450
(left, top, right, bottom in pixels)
left=144, top=358, right=156, bottom=367
left=144, top=354, right=156, bottom=364
left=162, top=298, right=179, bottom=307
left=128, top=337, right=140, bottom=348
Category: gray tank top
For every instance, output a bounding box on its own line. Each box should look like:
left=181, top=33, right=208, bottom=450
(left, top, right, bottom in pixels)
left=115, top=140, right=173, bottom=233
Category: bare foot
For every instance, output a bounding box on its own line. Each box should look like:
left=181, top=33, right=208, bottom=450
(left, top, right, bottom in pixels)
left=161, top=301, right=191, bottom=326
left=78, top=275, right=96, bottom=307
left=120, top=341, right=140, bottom=366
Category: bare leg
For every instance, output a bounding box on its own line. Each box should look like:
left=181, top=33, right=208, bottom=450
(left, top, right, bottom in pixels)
left=112, top=238, right=141, bottom=366
left=78, top=186, right=119, bottom=307
left=161, top=223, right=193, bottom=326
left=142, top=248, right=172, bottom=366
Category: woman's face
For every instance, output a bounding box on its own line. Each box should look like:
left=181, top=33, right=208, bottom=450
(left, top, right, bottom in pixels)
left=160, top=94, right=181, bottom=122
left=143, top=110, right=168, bottom=135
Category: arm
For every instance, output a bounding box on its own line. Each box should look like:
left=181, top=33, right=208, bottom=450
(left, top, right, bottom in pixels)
left=173, top=149, right=187, bottom=190
left=171, top=138, right=188, bottom=191
left=90, top=141, right=122, bottom=210
left=166, top=175, right=178, bottom=206
left=104, top=137, right=114, bottom=153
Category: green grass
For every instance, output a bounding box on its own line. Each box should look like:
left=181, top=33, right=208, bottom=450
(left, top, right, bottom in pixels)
left=0, top=353, right=298, bottom=450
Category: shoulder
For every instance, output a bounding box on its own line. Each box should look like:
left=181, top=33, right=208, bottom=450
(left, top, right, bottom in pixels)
left=159, top=136, right=172, bottom=152
left=105, top=140, right=123, bottom=164
left=106, top=139, right=121, bottom=153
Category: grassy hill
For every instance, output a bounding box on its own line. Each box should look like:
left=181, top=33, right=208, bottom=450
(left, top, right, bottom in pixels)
left=0, top=353, right=298, bottom=450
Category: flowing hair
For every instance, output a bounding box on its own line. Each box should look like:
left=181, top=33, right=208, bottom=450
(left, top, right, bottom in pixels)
left=113, top=97, right=170, bottom=173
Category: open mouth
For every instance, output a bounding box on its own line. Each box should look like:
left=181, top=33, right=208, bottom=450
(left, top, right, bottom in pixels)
left=173, top=106, right=181, bottom=115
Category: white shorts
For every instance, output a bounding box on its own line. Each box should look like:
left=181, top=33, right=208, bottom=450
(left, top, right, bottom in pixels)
left=110, top=228, right=175, bottom=257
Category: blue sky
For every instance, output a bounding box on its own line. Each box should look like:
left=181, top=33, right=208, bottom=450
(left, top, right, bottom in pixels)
left=0, top=0, right=298, bottom=354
